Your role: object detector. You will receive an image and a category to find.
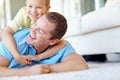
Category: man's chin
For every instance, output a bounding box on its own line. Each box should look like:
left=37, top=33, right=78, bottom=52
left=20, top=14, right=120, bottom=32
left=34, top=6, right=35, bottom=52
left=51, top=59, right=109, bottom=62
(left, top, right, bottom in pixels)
left=26, top=38, right=32, bottom=44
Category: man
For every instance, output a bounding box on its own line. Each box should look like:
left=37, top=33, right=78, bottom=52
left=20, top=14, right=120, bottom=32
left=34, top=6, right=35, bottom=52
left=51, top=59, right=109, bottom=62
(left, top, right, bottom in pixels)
left=0, top=12, right=88, bottom=76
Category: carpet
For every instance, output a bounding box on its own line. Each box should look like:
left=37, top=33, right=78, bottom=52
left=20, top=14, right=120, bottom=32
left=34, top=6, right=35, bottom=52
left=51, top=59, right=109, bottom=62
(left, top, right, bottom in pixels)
left=0, top=62, right=120, bottom=80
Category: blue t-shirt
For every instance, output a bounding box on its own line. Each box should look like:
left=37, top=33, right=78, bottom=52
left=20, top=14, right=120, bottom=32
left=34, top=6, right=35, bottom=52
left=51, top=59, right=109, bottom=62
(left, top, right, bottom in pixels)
left=0, top=28, right=75, bottom=68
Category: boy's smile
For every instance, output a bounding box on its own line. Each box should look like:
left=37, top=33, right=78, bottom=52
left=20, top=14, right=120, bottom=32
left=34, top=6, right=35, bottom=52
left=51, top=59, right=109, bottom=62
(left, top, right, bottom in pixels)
left=26, top=0, right=50, bottom=20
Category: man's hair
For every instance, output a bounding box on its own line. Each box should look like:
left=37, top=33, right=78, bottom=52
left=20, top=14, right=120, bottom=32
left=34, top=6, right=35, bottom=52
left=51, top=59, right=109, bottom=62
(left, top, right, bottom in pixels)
left=45, top=12, right=67, bottom=40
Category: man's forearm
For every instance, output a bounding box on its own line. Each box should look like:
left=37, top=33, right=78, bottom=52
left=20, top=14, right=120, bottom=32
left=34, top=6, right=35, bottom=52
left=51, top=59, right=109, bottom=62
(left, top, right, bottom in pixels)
left=49, top=54, right=88, bottom=73
left=0, top=66, right=30, bottom=77
left=0, top=64, right=50, bottom=77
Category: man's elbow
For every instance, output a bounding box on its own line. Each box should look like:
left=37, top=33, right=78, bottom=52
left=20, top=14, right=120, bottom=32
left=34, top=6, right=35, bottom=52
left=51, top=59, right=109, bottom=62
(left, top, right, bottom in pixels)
left=74, top=60, right=89, bottom=71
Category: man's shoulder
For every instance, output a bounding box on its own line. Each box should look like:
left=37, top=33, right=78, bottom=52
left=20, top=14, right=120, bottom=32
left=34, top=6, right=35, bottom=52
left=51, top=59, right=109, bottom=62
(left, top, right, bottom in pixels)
left=14, top=28, right=30, bottom=35
left=56, top=41, right=75, bottom=56
left=63, top=41, right=75, bottom=52
left=62, top=41, right=74, bottom=50
left=13, top=28, right=30, bottom=42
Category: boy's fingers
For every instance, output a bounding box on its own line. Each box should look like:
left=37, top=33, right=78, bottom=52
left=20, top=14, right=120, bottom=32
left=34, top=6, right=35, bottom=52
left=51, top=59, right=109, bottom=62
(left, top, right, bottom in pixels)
left=25, top=60, right=32, bottom=65
left=24, top=56, right=32, bottom=62
left=26, top=58, right=32, bottom=62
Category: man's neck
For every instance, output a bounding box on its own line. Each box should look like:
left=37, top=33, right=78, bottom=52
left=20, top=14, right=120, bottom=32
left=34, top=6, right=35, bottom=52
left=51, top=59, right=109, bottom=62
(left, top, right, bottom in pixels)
left=35, top=46, right=50, bottom=54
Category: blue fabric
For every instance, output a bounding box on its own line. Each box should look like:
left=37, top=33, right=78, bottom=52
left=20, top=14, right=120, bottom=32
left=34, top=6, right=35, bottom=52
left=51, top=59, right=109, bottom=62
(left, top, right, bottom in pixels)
left=0, top=28, right=75, bottom=68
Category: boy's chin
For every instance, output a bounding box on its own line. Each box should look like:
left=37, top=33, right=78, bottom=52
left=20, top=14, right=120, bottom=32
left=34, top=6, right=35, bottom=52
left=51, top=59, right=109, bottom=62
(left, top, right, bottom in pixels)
left=29, top=16, right=38, bottom=21
left=31, top=18, right=37, bottom=21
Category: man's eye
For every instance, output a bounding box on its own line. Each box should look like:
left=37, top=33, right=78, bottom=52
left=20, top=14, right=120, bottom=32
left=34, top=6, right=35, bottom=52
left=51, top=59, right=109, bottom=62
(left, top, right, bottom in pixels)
left=39, top=29, right=44, bottom=34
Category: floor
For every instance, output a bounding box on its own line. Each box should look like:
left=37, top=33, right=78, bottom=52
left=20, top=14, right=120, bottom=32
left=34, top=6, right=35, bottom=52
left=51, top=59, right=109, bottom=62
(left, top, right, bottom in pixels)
left=87, top=61, right=120, bottom=68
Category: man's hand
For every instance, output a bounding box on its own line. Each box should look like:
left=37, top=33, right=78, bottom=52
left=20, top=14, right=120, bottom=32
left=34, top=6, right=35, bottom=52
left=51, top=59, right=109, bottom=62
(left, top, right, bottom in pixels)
left=15, top=55, right=32, bottom=66
left=28, top=64, right=50, bottom=75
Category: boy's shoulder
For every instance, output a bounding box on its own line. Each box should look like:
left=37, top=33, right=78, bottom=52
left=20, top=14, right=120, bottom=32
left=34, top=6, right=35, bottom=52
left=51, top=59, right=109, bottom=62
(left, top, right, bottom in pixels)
left=19, top=7, right=27, bottom=13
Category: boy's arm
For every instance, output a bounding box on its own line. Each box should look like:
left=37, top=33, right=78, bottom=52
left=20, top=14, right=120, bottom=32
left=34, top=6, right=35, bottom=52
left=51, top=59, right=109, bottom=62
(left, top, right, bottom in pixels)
left=0, top=55, right=49, bottom=77
left=1, top=27, right=31, bottom=65
left=30, top=40, right=66, bottom=61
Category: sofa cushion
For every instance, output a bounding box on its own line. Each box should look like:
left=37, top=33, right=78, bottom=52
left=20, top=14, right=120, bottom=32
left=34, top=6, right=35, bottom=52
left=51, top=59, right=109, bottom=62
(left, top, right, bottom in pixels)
left=105, top=0, right=120, bottom=7
left=64, top=27, right=120, bottom=55
left=81, top=6, right=120, bottom=33
left=64, top=16, right=82, bottom=37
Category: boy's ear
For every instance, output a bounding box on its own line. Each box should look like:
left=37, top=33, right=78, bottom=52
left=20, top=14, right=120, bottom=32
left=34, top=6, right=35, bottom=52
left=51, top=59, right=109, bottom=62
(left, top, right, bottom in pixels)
left=49, top=39, right=59, bottom=45
left=47, top=5, right=50, bottom=8
left=46, top=6, right=51, bottom=13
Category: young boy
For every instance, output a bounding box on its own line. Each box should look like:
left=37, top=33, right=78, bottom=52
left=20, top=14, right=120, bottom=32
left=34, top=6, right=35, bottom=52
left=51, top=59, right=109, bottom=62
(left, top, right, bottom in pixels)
left=1, top=0, right=66, bottom=66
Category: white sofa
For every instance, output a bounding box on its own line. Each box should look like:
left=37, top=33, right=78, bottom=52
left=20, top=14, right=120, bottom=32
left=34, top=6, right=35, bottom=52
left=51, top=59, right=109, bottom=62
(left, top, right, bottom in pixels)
left=64, top=0, right=120, bottom=55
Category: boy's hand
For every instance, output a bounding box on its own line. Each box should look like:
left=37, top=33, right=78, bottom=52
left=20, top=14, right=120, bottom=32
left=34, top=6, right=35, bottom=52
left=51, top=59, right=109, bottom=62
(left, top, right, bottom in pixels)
left=15, top=55, right=32, bottom=66
left=26, top=55, right=40, bottom=61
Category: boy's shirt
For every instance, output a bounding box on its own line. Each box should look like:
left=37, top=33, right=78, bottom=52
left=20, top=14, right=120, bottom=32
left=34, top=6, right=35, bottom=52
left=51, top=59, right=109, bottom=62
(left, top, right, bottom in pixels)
left=0, top=28, right=75, bottom=68
left=8, top=7, right=35, bottom=32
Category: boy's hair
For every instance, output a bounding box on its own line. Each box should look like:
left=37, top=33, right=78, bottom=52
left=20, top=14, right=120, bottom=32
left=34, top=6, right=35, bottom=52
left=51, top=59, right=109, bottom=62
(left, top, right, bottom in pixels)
left=26, top=0, right=50, bottom=6
left=45, top=0, right=50, bottom=6
left=45, top=12, right=67, bottom=40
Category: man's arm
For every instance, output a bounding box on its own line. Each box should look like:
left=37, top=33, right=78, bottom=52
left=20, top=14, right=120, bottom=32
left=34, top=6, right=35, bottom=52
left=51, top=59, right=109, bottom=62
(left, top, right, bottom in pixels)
left=0, top=55, right=49, bottom=77
left=0, top=55, right=28, bottom=76
left=0, top=66, right=30, bottom=77
left=49, top=53, right=88, bottom=73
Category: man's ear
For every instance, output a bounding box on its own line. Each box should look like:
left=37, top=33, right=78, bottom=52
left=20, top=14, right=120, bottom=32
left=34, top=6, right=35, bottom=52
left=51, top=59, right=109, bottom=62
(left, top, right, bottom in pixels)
left=49, top=39, right=59, bottom=46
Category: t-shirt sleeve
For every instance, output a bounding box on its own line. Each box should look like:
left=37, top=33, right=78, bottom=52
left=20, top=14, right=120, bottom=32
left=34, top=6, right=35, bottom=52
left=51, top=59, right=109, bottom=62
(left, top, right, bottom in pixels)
left=60, top=42, right=75, bottom=62
left=8, top=7, right=28, bottom=32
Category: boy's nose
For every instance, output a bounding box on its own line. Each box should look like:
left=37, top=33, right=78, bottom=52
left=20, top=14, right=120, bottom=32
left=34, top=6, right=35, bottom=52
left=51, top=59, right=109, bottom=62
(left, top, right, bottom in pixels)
left=31, top=8, right=37, bottom=13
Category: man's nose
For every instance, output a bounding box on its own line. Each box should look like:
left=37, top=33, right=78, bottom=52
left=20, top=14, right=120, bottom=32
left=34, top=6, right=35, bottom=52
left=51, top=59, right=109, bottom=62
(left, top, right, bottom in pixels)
left=31, top=27, right=37, bottom=34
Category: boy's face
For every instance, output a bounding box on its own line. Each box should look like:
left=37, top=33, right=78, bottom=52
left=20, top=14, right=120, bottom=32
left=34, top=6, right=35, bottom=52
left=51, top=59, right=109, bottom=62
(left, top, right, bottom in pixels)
left=26, top=0, right=50, bottom=20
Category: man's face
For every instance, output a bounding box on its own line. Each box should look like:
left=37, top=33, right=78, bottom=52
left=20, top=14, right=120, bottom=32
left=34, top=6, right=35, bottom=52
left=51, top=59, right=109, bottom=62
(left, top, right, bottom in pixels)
left=26, top=0, right=50, bottom=20
left=26, top=15, right=56, bottom=49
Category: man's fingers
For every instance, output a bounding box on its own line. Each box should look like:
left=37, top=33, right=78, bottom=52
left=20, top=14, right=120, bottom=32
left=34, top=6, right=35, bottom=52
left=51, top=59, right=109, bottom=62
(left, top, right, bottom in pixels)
left=41, top=65, right=50, bottom=73
left=42, top=65, right=49, bottom=68
left=41, top=68, right=50, bottom=73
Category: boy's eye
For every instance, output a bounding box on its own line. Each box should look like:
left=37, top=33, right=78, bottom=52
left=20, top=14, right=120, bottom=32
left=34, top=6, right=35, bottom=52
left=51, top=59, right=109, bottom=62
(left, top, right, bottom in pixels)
left=37, top=7, right=42, bottom=9
left=28, top=5, right=32, bottom=8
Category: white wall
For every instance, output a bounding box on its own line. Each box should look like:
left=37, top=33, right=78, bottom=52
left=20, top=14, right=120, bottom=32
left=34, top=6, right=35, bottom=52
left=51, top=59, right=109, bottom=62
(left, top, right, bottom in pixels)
left=10, top=0, right=25, bottom=19
left=0, top=0, right=25, bottom=28
left=50, top=0, right=81, bottom=19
